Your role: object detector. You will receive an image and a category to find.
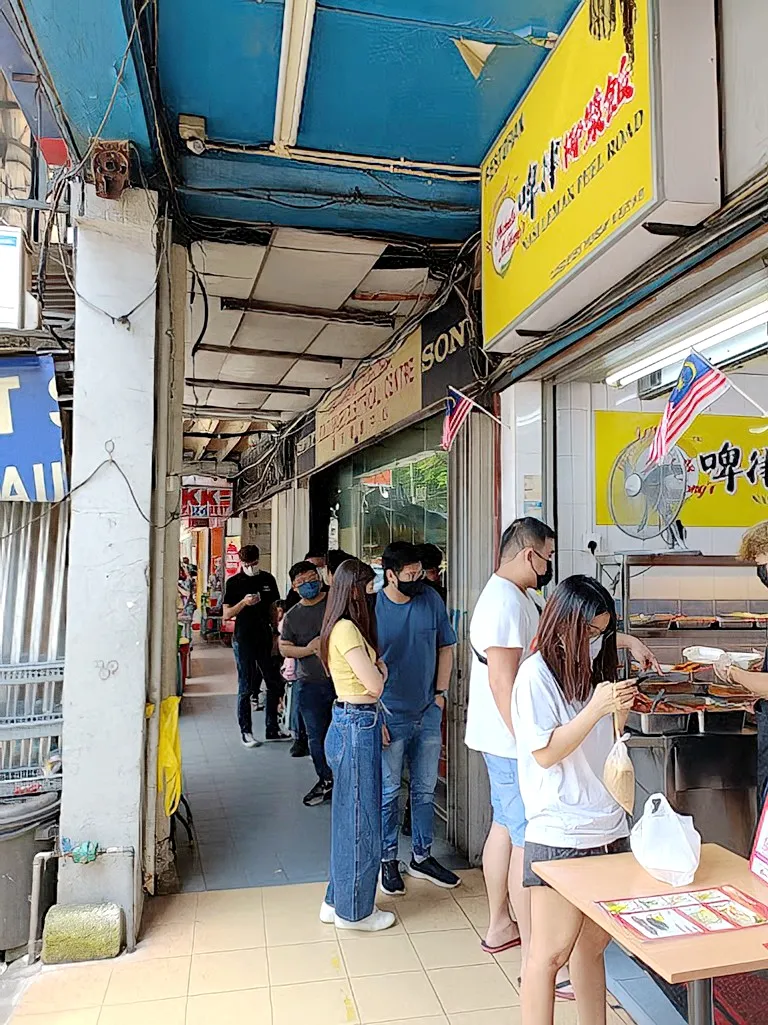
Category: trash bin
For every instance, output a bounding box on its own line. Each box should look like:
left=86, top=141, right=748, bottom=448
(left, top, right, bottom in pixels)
left=0, top=792, right=60, bottom=953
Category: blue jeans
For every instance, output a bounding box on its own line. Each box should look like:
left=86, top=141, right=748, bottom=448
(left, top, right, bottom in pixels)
left=381, top=701, right=442, bottom=862
left=324, top=703, right=382, bottom=922
left=300, top=679, right=335, bottom=782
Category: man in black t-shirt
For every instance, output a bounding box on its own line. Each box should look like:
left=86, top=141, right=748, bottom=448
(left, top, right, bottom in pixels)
left=280, top=560, right=335, bottom=807
left=223, top=545, right=288, bottom=746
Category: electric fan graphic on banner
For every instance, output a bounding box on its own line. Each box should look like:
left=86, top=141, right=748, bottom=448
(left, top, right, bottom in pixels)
left=608, top=436, right=688, bottom=540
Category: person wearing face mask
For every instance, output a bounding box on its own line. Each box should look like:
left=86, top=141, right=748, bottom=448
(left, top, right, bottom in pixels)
left=280, top=561, right=335, bottom=807
left=715, top=521, right=768, bottom=806
left=512, top=576, right=636, bottom=1025
left=465, top=518, right=658, bottom=979
left=223, top=545, right=287, bottom=746
left=375, top=541, right=458, bottom=895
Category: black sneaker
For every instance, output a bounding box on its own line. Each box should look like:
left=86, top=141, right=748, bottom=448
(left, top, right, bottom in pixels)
left=406, top=856, right=460, bottom=889
left=303, top=779, right=333, bottom=807
left=290, top=738, right=309, bottom=758
left=380, top=860, right=406, bottom=896
left=265, top=729, right=291, bottom=742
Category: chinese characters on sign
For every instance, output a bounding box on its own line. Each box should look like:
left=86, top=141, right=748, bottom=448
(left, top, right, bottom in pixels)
left=595, top=412, right=768, bottom=527
left=698, top=442, right=768, bottom=497
left=482, top=0, right=654, bottom=344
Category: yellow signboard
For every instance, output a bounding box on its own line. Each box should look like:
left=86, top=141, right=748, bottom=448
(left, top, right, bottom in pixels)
left=315, top=328, right=422, bottom=466
left=595, top=411, right=768, bottom=528
left=481, top=0, right=654, bottom=345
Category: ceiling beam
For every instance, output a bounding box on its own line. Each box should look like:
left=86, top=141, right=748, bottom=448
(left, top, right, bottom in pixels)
left=273, top=0, right=317, bottom=149
left=185, top=377, right=311, bottom=396
left=183, top=404, right=284, bottom=419
left=219, top=296, right=395, bottom=327
left=197, top=342, right=343, bottom=366
left=183, top=429, right=272, bottom=439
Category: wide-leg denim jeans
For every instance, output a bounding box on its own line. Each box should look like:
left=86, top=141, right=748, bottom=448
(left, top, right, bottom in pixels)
left=324, top=702, right=382, bottom=922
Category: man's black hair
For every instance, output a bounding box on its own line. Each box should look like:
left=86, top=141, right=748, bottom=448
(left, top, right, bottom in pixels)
left=305, top=548, right=325, bottom=560
left=289, top=560, right=320, bottom=582
left=499, top=517, right=556, bottom=559
left=326, top=549, right=353, bottom=575
left=238, top=544, right=260, bottom=563
left=382, top=540, right=421, bottom=578
left=416, top=543, right=443, bottom=571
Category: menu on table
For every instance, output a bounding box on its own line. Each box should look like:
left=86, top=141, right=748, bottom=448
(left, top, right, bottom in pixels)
left=597, top=885, right=768, bottom=940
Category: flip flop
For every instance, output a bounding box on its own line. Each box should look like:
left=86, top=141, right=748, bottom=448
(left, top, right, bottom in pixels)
left=555, top=980, right=576, bottom=1001
left=480, top=936, right=522, bottom=955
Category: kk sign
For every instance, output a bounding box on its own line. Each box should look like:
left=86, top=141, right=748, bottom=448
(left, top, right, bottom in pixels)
left=481, top=0, right=720, bottom=351
left=0, top=356, right=66, bottom=502
left=181, top=486, right=233, bottom=523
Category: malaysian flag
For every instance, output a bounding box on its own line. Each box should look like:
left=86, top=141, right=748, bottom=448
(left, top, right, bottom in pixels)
left=441, top=386, right=473, bottom=451
left=648, top=351, right=730, bottom=464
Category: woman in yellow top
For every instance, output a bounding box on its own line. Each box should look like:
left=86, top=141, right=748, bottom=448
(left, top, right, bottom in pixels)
left=318, top=558, right=395, bottom=932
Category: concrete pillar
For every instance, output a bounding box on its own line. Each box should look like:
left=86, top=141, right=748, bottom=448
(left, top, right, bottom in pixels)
left=59, top=185, right=161, bottom=935
left=144, top=243, right=186, bottom=894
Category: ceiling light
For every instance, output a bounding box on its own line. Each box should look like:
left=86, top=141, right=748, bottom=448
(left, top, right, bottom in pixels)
left=606, top=299, right=768, bottom=387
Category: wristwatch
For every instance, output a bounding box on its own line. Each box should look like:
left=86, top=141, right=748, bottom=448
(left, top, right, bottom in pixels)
left=435, top=690, right=448, bottom=699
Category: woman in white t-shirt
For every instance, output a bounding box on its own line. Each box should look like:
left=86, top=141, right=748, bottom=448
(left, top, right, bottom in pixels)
left=511, top=575, right=636, bottom=1025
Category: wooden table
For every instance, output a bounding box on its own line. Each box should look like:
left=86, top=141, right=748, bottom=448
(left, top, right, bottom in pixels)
left=534, top=844, right=768, bottom=1025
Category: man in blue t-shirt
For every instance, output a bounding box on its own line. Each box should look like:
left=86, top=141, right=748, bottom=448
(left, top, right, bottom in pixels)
left=376, top=540, right=458, bottom=895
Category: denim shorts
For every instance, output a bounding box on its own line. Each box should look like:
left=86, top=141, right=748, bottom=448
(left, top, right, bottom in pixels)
left=523, top=837, right=631, bottom=888
left=483, top=753, right=527, bottom=848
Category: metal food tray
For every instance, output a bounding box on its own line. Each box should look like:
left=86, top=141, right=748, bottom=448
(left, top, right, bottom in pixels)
left=696, top=709, right=747, bottom=733
left=627, top=710, right=693, bottom=735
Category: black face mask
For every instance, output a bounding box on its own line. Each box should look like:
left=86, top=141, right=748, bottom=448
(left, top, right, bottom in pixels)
left=398, top=579, right=426, bottom=598
left=758, top=564, right=768, bottom=589
left=535, top=562, right=553, bottom=590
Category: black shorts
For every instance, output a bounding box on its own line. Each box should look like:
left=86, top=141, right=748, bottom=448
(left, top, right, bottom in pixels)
left=523, top=837, right=631, bottom=888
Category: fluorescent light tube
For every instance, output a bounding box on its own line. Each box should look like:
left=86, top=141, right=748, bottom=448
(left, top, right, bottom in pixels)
left=606, top=299, right=768, bottom=387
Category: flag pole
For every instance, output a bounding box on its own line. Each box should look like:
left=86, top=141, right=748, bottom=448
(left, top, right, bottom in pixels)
left=449, top=386, right=512, bottom=432
left=692, top=349, right=768, bottom=417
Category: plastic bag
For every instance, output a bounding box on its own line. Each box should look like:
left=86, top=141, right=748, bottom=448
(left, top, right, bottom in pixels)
left=603, top=730, right=635, bottom=813
left=630, top=793, right=701, bottom=886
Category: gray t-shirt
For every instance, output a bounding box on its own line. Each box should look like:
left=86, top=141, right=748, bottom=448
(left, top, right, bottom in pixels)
left=281, top=597, right=329, bottom=682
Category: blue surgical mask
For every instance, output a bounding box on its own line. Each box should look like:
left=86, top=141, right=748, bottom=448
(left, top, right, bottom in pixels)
left=589, top=635, right=604, bottom=661
left=298, top=580, right=322, bottom=600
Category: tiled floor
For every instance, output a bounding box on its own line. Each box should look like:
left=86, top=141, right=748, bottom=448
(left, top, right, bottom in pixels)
left=8, top=871, right=637, bottom=1024
left=177, top=645, right=464, bottom=891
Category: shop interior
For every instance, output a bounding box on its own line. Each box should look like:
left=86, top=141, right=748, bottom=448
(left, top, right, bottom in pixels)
left=544, top=265, right=768, bottom=1022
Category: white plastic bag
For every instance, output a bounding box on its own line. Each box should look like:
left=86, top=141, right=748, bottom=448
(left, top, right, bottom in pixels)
left=630, top=793, right=701, bottom=886
left=603, top=730, right=635, bottom=814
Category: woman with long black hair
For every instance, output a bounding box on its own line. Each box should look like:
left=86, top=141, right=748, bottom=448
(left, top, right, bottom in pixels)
left=318, top=558, right=396, bottom=932
left=512, top=575, right=636, bottom=1025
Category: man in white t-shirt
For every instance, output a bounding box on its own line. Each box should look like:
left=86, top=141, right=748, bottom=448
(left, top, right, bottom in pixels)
left=466, top=517, right=661, bottom=976
left=465, top=517, right=555, bottom=959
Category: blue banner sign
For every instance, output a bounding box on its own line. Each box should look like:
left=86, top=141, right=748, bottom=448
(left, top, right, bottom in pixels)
left=0, top=355, right=66, bottom=501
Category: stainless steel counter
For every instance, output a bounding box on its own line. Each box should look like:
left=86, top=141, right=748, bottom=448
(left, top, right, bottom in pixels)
left=628, top=730, right=757, bottom=857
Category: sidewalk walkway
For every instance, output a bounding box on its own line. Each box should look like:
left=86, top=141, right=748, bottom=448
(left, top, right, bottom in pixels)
left=8, top=871, right=635, bottom=1025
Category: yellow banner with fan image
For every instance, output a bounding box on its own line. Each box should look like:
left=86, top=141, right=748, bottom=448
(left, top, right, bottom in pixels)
left=595, top=410, right=768, bottom=529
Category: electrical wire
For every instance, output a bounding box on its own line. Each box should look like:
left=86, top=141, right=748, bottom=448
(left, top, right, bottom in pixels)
left=0, top=440, right=180, bottom=542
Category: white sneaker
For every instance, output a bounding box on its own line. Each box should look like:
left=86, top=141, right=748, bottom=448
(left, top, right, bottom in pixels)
left=319, top=901, right=335, bottom=924
left=241, top=732, right=260, bottom=748
left=334, top=908, right=396, bottom=932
